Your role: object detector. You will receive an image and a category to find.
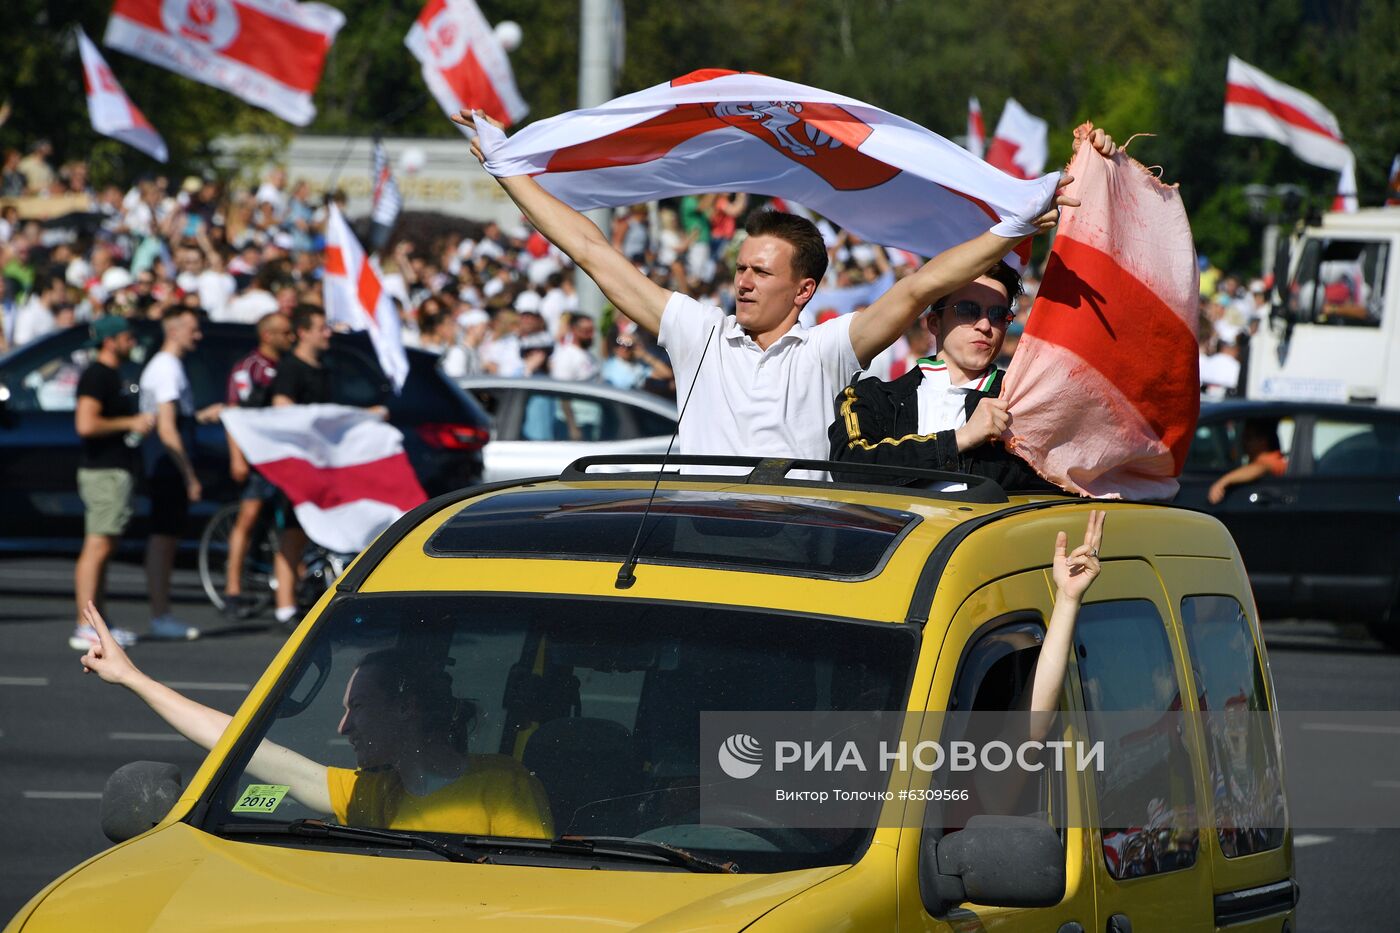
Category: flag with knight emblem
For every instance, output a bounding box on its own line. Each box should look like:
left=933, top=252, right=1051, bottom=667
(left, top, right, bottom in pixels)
left=470, top=70, right=1061, bottom=270
left=104, top=0, right=344, bottom=126
left=406, top=0, right=528, bottom=131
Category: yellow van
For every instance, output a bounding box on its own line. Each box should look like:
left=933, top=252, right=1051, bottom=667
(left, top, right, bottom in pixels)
left=7, top=457, right=1296, bottom=932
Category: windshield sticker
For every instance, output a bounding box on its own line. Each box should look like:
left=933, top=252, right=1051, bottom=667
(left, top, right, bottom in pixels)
left=232, top=784, right=291, bottom=814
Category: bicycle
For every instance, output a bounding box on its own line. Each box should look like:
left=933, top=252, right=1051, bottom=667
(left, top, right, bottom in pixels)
left=198, top=501, right=354, bottom=618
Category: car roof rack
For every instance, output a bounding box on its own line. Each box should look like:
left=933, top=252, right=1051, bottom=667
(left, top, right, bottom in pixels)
left=560, top=455, right=1011, bottom=504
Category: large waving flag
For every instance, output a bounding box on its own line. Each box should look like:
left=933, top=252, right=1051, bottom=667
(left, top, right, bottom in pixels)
left=985, top=98, right=1048, bottom=180
left=1224, top=56, right=1351, bottom=171
left=472, top=70, right=1060, bottom=269
left=76, top=27, right=167, bottom=162
left=104, top=0, right=344, bottom=126
left=406, top=0, right=528, bottom=132
left=324, top=204, right=409, bottom=392
left=1001, top=126, right=1200, bottom=500
left=221, top=405, right=426, bottom=553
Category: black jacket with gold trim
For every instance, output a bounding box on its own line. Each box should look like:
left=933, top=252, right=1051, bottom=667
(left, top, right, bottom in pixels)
left=827, top=365, right=1056, bottom=491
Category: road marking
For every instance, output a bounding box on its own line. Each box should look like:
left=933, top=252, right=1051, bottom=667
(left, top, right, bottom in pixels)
left=109, top=732, right=187, bottom=742
left=167, top=682, right=249, bottom=692
left=1373, top=780, right=1400, bottom=790
left=1293, top=834, right=1333, bottom=848
left=1300, top=722, right=1400, bottom=736
left=0, top=676, right=49, bottom=687
left=24, top=791, right=102, bottom=800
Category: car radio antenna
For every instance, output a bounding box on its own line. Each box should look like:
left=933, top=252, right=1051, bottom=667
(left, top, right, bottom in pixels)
left=615, top=323, right=718, bottom=590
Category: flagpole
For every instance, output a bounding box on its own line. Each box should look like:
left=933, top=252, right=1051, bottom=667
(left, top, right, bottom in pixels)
left=576, top=0, right=615, bottom=326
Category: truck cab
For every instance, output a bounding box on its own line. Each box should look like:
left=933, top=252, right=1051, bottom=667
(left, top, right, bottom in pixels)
left=1248, top=208, right=1398, bottom=406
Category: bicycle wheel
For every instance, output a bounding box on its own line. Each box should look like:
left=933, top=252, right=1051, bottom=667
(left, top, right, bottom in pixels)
left=198, top=502, right=278, bottom=616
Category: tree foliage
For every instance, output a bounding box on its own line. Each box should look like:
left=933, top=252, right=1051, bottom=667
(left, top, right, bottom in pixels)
left=1, top=0, right=1394, bottom=271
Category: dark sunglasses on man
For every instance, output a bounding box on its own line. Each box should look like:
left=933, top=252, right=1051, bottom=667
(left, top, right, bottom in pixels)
left=938, top=299, right=1016, bottom=327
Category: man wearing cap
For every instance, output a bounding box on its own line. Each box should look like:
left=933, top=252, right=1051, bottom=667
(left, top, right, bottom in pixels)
left=70, top=317, right=155, bottom=650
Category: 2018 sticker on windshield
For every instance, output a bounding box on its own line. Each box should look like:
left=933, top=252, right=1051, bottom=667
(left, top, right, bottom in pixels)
left=232, top=784, right=291, bottom=814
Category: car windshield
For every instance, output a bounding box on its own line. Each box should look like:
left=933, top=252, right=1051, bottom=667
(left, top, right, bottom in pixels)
left=203, top=593, right=918, bottom=872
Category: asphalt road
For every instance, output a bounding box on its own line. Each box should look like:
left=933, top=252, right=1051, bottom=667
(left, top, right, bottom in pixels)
left=1, top=555, right=1397, bottom=928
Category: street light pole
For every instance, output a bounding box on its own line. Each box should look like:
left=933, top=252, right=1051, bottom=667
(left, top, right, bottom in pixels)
left=575, top=0, right=614, bottom=323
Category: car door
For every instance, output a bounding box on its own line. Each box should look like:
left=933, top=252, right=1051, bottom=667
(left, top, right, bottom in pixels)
left=899, top=570, right=1100, bottom=932
left=1291, top=411, right=1400, bottom=621
left=0, top=326, right=98, bottom=544
left=1069, top=560, right=1214, bottom=933
left=1176, top=413, right=1300, bottom=614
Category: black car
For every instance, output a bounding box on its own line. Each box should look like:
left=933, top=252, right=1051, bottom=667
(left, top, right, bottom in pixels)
left=0, top=320, right=490, bottom=552
left=1176, top=399, right=1400, bottom=645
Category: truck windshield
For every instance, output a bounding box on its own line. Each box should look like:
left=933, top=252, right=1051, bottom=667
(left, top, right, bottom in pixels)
left=202, top=593, right=918, bottom=873
left=1287, top=237, right=1389, bottom=327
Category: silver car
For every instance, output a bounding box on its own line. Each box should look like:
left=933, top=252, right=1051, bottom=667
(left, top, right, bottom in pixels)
left=456, top=376, right=679, bottom=482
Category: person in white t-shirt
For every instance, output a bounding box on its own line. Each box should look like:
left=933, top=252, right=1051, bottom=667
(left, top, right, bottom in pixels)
left=549, top=314, right=600, bottom=383
left=459, top=110, right=1083, bottom=475
left=139, top=307, right=223, bottom=639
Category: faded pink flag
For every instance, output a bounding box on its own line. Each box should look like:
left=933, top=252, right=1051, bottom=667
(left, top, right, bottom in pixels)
left=1002, top=124, right=1200, bottom=499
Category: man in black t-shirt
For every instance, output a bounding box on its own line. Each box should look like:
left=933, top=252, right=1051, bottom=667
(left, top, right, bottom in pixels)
left=264, top=305, right=385, bottom=628
left=71, top=316, right=155, bottom=651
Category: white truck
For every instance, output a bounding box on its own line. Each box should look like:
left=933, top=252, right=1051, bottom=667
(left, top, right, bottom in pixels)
left=1248, top=207, right=1399, bottom=406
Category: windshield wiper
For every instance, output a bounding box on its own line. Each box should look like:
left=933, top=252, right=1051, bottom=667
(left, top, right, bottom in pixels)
left=218, top=818, right=479, bottom=863
left=551, top=834, right=739, bottom=873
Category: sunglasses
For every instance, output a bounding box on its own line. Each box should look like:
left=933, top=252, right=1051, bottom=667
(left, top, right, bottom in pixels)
left=940, top=300, right=1015, bottom=326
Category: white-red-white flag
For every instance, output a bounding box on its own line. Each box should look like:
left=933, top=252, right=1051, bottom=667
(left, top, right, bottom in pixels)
left=104, top=0, right=344, bottom=126
left=1224, top=56, right=1351, bottom=173
left=985, top=97, right=1048, bottom=180
left=76, top=27, right=167, bottom=162
left=1003, top=125, right=1200, bottom=500
left=324, top=203, right=410, bottom=393
left=221, top=405, right=426, bottom=553
left=472, top=70, right=1060, bottom=270
left=966, top=96, right=986, bottom=158
left=406, top=0, right=528, bottom=132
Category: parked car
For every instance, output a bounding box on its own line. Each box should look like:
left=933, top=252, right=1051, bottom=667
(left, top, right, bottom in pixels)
left=1176, top=399, right=1400, bottom=645
left=10, top=457, right=1295, bottom=931
left=457, top=375, right=678, bottom=482
left=0, top=321, right=490, bottom=551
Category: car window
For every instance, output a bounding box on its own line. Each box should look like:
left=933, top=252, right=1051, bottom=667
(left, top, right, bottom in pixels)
left=632, top=404, right=677, bottom=438
left=3, top=328, right=91, bottom=412
left=1075, top=599, right=1199, bottom=880
left=327, top=344, right=387, bottom=408
left=1311, top=418, right=1400, bottom=477
left=1185, top=416, right=1295, bottom=474
left=1288, top=238, right=1388, bottom=327
left=938, top=616, right=1063, bottom=831
left=185, top=334, right=255, bottom=408
left=520, top=390, right=622, bottom=442
left=1180, top=596, right=1284, bottom=858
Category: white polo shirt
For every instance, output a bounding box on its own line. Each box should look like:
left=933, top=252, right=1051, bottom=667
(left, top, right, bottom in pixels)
left=659, top=292, right=859, bottom=477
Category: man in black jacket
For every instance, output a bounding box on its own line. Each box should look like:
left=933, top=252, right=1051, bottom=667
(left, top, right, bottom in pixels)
left=828, top=260, right=1053, bottom=491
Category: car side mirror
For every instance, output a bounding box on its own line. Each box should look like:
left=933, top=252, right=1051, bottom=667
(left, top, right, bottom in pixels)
left=919, top=815, right=1065, bottom=915
left=101, top=760, right=184, bottom=842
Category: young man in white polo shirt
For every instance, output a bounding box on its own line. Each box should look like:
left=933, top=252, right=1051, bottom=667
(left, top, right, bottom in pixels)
left=458, top=111, right=1107, bottom=473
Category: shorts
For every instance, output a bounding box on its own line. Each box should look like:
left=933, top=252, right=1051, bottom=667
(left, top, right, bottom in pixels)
left=240, top=470, right=278, bottom=503
left=148, top=474, right=189, bottom=537
left=78, top=468, right=136, bottom=537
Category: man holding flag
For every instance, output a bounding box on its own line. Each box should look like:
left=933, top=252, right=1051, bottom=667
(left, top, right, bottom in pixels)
left=458, top=106, right=1092, bottom=475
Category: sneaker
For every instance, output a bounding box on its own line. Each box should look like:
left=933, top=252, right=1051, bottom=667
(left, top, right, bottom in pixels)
left=149, top=614, right=200, bottom=641
left=222, top=594, right=252, bottom=622
left=69, top=623, right=138, bottom=651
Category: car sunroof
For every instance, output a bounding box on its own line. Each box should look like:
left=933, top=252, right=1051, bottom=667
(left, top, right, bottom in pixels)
left=427, top=487, right=919, bottom=580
